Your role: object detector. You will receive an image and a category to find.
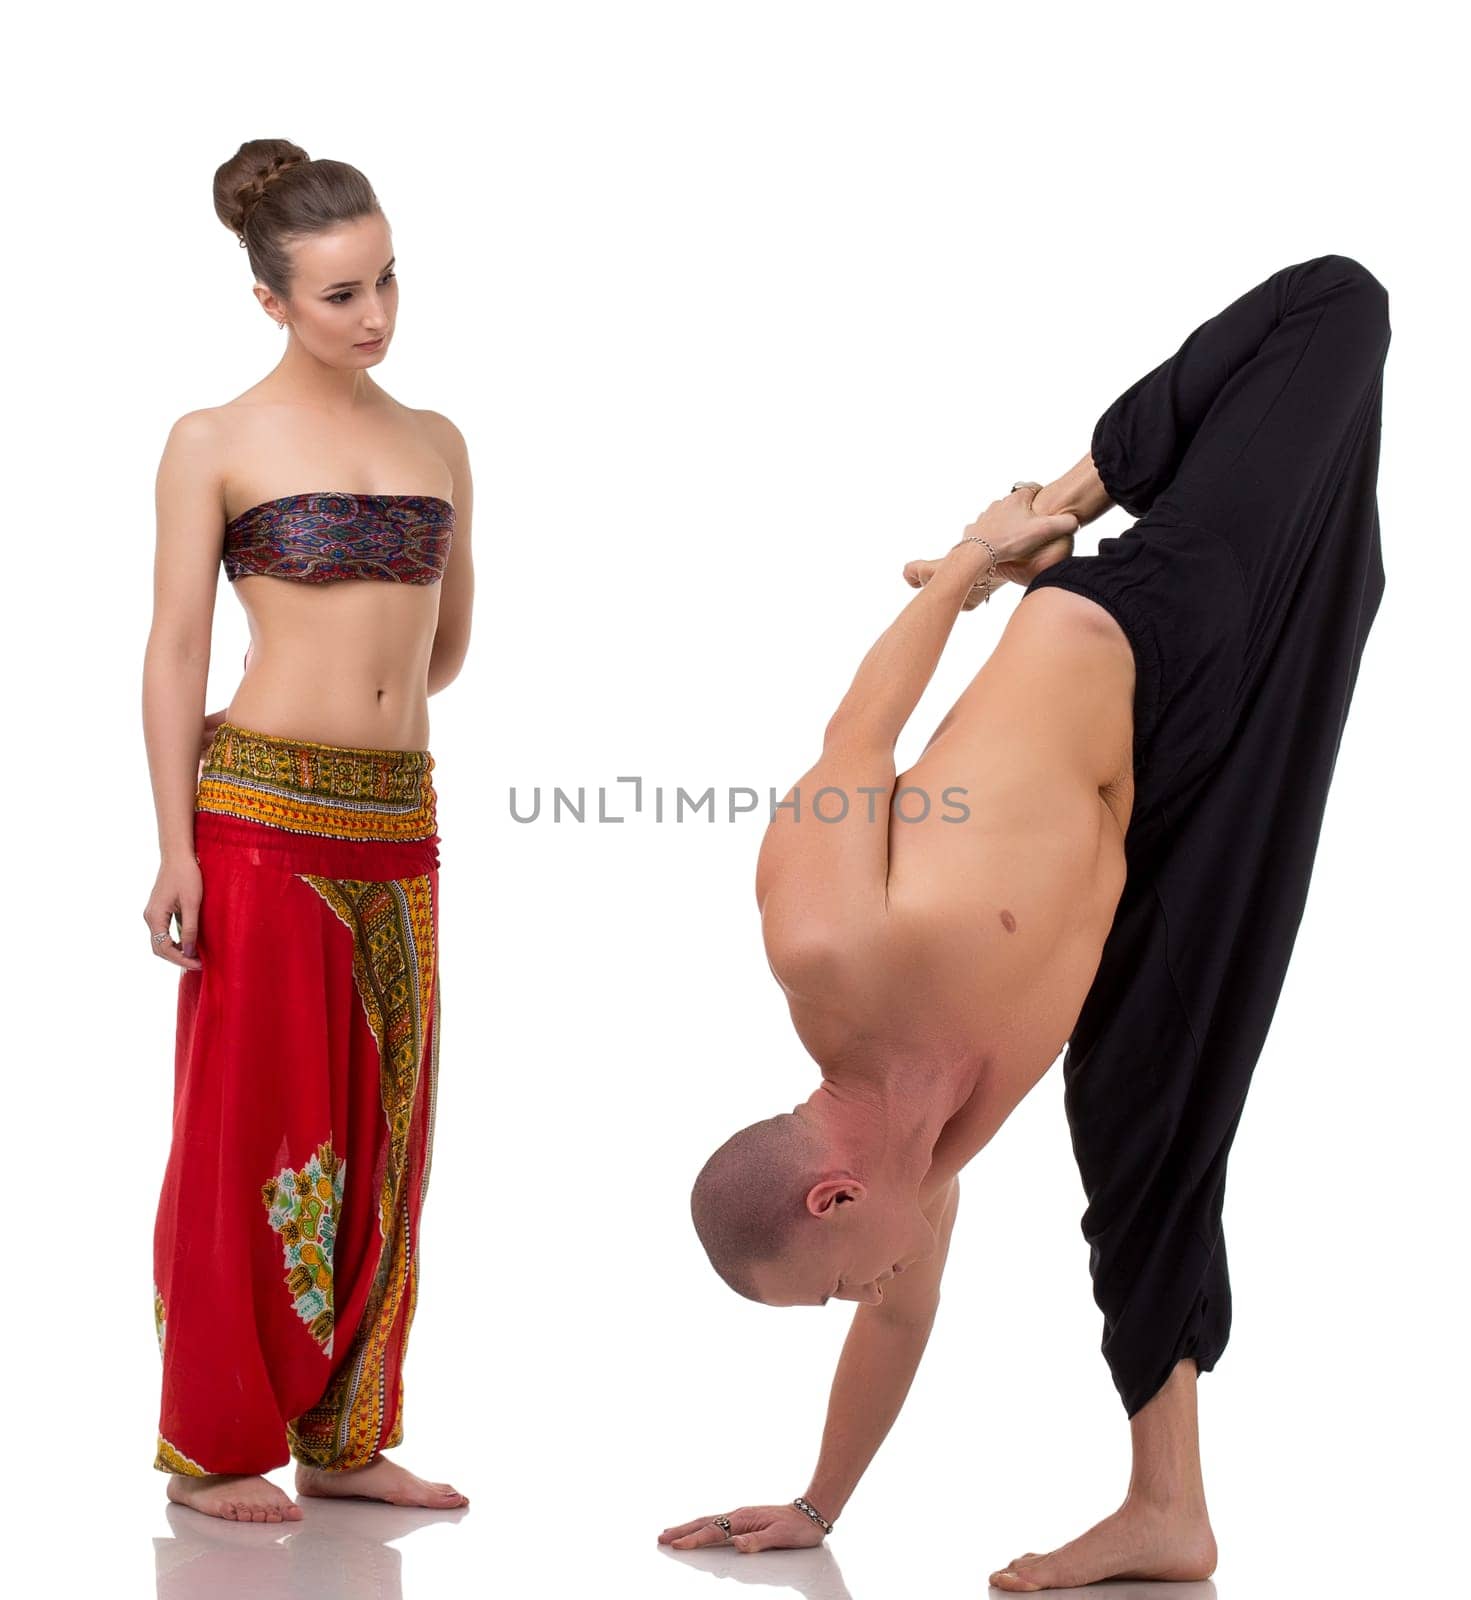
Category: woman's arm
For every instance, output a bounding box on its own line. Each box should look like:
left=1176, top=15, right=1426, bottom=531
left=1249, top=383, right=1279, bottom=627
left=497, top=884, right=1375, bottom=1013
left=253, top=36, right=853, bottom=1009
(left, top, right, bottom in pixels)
left=141, top=412, right=224, bottom=861
left=424, top=409, right=475, bottom=696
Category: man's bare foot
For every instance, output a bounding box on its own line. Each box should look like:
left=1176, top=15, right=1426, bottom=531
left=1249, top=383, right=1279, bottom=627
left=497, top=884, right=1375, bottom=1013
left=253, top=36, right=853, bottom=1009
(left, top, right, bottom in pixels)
left=988, top=1494, right=1217, bottom=1591
left=295, top=1453, right=469, bottom=1509
left=166, top=1473, right=303, bottom=1524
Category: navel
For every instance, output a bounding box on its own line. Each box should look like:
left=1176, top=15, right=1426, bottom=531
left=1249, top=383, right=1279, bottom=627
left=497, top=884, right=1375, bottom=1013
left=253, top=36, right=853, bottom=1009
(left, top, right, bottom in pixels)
left=999, top=909, right=1017, bottom=933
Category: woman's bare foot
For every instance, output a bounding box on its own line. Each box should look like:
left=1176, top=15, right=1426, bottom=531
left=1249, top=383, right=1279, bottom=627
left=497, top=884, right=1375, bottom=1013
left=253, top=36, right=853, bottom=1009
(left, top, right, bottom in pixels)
left=988, top=1493, right=1217, bottom=1591
left=166, top=1473, right=303, bottom=1524
left=295, top=1453, right=469, bottom=1509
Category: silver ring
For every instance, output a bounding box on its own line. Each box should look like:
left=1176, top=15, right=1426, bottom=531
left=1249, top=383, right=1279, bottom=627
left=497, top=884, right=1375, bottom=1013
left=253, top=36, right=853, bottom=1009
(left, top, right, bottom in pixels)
left=152, top=932, right=169, bottom=946
left=713, top=1516, right=732, bottom=1537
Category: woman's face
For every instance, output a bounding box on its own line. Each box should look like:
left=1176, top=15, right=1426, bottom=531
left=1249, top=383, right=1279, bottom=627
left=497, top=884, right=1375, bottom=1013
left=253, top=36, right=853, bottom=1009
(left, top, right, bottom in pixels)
left=259, top=212, right=399, bottom=366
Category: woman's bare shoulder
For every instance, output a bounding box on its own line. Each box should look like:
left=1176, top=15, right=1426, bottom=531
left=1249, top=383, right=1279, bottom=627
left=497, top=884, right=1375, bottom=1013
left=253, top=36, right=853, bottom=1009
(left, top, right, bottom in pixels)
left=160, top=393, right=267, bottom=458
left=413, top=405, right=469, bottom=461
left=156, top=406, right=231, bottom=483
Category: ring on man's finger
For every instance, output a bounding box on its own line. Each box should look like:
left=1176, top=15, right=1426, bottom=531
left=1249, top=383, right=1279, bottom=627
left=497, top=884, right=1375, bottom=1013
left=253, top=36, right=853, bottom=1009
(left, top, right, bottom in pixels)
left=713, top=1516, right=732, bottom=1537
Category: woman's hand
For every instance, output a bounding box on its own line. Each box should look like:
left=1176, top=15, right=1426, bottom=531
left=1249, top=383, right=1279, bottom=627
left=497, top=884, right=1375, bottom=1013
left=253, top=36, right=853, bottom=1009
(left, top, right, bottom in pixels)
left=144, top=856, right=205, bottom=972
left=658, top=1502, right=827, bottom=1554
left=199, top=707, right=230, bottom=768
left=904, top=482, right=1080, bottom=607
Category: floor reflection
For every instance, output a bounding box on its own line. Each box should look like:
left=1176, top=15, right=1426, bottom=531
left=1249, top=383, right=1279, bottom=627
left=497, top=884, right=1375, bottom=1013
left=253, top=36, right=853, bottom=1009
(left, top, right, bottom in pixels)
left=659, top=1544, right=1218, bottom=1600
left=659, top=1542, right=855, bottom=1599
left=987, top=1586, right=1217, bottom=1599
left=153, top=1498, right=466, bottom=1600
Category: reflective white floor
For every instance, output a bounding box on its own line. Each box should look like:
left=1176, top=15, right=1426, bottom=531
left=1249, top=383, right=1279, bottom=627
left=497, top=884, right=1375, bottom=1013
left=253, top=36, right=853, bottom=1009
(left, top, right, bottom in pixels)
left=152, top=1500, right=457, bottom=1599
left=149, top=1501, right=1227, bottom=1600
left=72, top=1433, right=1466, bottom=1600
left=137, top=1489, right=1215, bottom=1600
left=119, top=1495, right=1469, bottom=1600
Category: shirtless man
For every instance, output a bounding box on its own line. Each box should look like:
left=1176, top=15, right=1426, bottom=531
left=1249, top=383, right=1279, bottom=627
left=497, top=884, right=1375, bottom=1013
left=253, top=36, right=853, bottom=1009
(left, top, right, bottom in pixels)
left=660, top=469, right=1192, bottom=1591
left=657, top=252, right=1391, bottom=1593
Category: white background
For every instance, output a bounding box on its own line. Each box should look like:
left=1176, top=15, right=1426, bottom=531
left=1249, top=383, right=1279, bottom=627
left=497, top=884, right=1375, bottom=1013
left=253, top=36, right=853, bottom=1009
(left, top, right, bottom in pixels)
left=5, top=3, right=1465, bottom=1597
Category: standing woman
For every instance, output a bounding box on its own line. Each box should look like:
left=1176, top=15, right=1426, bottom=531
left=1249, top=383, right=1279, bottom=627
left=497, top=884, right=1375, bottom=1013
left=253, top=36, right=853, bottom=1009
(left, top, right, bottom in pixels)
left=142, top=139, right=474, bottom=1524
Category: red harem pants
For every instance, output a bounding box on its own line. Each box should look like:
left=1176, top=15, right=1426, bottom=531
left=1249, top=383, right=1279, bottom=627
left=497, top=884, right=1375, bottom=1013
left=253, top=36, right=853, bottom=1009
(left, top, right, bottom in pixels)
left=152, top=720, right=443, bottom=1476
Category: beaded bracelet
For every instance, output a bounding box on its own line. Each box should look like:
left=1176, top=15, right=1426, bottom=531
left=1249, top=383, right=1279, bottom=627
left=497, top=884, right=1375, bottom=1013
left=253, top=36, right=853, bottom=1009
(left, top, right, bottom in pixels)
left=792, top=1495, right=834, bottom=1534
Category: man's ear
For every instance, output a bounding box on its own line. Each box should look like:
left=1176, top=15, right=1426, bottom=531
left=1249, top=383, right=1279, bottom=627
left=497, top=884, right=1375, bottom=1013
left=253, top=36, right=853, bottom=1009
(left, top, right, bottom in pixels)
left=804, top=1176, right=867, bottom=1217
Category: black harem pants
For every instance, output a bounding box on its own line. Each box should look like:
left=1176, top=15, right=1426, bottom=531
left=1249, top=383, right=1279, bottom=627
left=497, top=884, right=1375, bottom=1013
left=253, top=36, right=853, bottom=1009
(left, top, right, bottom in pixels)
left=1023, top=253, right=1391, bottom=1417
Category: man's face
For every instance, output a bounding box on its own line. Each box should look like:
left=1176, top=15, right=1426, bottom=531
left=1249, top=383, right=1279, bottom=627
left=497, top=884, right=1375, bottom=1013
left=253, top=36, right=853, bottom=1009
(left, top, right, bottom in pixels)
left=747, top=1187, right=936, bottom=1308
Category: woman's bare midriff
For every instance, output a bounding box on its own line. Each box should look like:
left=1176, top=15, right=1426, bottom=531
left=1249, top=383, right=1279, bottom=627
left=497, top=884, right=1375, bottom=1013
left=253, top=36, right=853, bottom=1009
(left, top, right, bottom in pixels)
left=214, top=391, right=451, bottom=751
left=225, top=577, right=442, bottom=750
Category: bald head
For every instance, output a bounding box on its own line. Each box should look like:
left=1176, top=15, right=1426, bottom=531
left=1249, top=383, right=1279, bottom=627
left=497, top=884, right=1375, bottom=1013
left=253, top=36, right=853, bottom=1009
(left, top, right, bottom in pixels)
left=690, top=1113, right=825, bottom=1299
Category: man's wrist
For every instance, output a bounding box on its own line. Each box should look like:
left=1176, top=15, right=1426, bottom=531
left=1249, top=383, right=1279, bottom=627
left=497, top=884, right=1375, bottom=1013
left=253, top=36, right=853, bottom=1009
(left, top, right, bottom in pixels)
left=792, top=1494, right=836, bottom=1534
left=801, top=1481, right=848, bottom=1523
left=946, top=536, right=1004, bottom=593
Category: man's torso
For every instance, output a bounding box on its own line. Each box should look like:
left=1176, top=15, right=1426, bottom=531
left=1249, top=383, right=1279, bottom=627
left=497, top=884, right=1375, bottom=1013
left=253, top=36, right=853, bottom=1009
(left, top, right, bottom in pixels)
left=773, top=586, right=1138, bottom=1193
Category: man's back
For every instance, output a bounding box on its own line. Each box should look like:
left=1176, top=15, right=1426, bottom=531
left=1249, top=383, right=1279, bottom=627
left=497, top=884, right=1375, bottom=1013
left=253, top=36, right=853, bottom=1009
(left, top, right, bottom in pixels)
left=766, top=583, right=1138, bottom=1187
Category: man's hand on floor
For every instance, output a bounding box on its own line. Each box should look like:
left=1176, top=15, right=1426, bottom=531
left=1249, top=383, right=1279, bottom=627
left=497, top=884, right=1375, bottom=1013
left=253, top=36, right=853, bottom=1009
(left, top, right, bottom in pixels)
left=659, top=1502, right=827, bottom=1554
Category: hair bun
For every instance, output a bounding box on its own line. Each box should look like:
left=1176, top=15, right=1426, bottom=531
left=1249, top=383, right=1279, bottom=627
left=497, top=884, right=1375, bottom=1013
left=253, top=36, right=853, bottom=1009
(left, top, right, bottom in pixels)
left=237, top=153, right=308, bottom=228
left=215, top=139, right=311, bottom=240
left=214, top=143, right=380, bottom=297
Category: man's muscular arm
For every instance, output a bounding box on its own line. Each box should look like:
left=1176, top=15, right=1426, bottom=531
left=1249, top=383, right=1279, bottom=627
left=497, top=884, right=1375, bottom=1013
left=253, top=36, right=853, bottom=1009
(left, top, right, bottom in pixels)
left=659, top=1178, right=962, bottom=1555
left=756, top=548, right=992, bottom=966
left=757, top=488, right=1080, bottom=970
left=802, top=1176, right=962, bottom=1521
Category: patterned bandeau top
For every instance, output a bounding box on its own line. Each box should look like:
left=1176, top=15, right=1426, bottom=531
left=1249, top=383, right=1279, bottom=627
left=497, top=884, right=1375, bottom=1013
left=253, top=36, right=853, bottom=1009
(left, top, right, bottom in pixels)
left=222, top=491, right=455, bottom=584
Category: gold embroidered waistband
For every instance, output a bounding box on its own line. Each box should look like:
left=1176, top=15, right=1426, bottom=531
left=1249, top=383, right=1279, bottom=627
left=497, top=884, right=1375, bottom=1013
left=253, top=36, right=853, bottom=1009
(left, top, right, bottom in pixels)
left=196, top=720, right=437, bottom=842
